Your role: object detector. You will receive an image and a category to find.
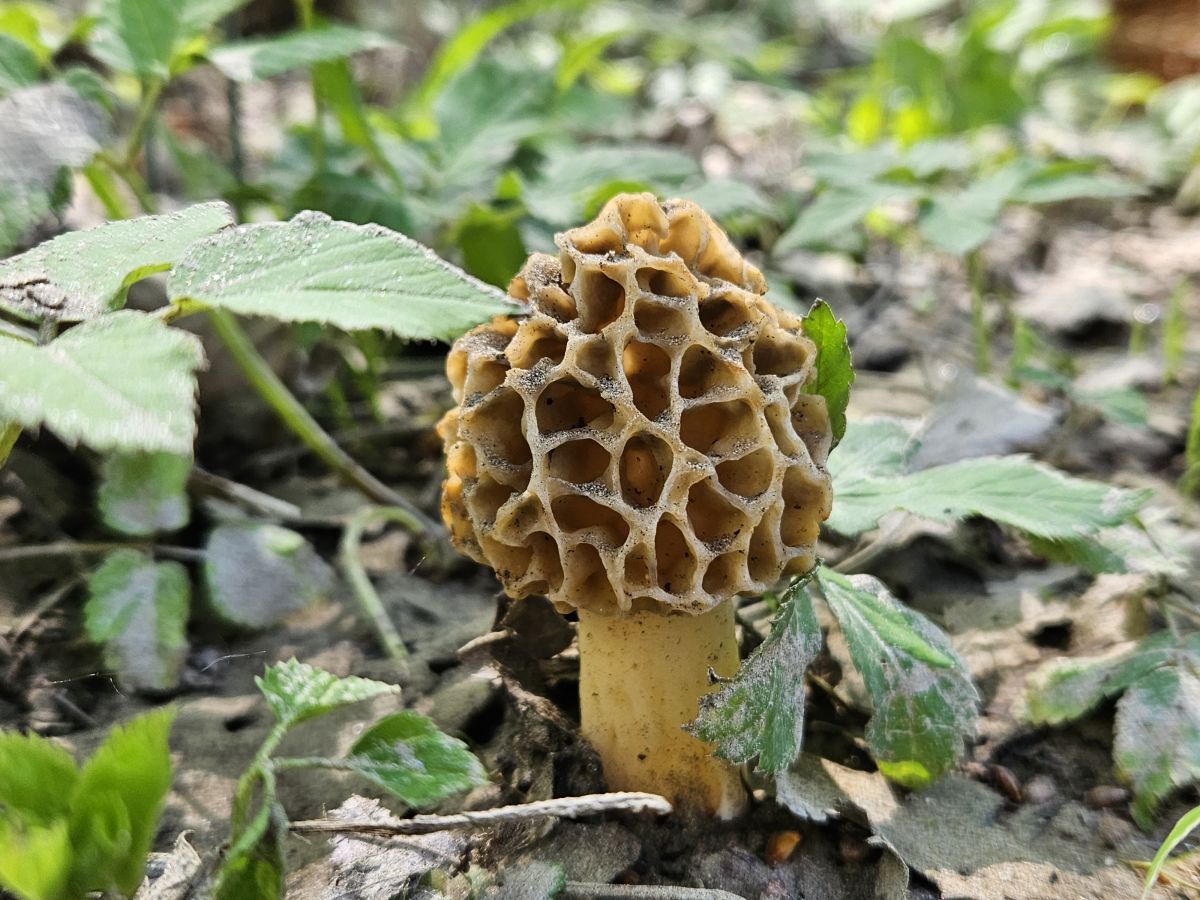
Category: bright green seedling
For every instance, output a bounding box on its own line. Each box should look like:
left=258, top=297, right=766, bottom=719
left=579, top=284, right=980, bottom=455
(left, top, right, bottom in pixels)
left=0, top=707, right=175, bottom=900
left=1139, top=803, right=1200, bottom=897
left=216, top=660, right=487, bottom=900
left=1027, top=632, right=1200, bottom=828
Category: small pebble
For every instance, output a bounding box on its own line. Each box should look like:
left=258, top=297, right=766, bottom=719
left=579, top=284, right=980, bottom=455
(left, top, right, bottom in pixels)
left=1023, top=774, right=1058, bottom=806
left=764, top=830, right=802, bottom=866
left=1084, top=785, right=1130, bottom=809
left=1097, top=812, right=1136, bottom=849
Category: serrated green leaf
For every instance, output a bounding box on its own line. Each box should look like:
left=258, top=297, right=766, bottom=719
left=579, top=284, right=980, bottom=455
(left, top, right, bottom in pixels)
left=1116, top=666, right=1200, bottom=828
left=1027, top=515, right=1190, bottom=578
left=209, top=25, right=393, bottom=82
left=688, top=581, right=823, bottom=773
left=0, top=732, right=78, bottom=826
left=0, top=311, right=204, bottom=455
left=167, top=212, right=517, bottom=342
left=1023, top=633, right=1181, bottom=725
left=0, top=819, right=71, bottom=900
left=818, top=569, right=978, bottom=789
left=344, top=711, right=487, bottom=807
left=800, top=299, right=853, bottom=446
left=203, top=522, right=333, bottom=628
left=97, top=452, right=191, bottom=536
left=255, top=659, right=398, bottom=729
left=69, top=706, right=175, bottom=895
left=0, top=33, right=39, bottom=95
left=827, top=455, right=1150, bottom=539
left=66, top=788, right=132, bottom=896
left=83, top=550, right=190, bottom=693
left=0, top=201, right=233, bottom=323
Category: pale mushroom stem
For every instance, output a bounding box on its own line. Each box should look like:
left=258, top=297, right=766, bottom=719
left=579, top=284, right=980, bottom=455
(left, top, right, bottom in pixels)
left=577, top=599, right=747, bottom=818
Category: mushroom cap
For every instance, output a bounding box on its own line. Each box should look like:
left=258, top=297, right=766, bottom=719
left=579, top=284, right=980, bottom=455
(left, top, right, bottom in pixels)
left=437, top=193, right=832, bottom=615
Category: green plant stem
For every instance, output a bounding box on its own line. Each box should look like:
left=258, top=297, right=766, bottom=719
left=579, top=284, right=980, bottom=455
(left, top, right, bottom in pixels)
left=124, top=78, right=164, bottom=170
left=206, top=309, right=440, bottom=534
left=95, top=150, right=157, bottom=215
left=967, top=249, right=991, bottom=374
left=340, top=506, right=429, bottom=662
left=0, top=423, right=20, bottom=469
left=231, top=722, right=287, bottom=833
left=296, top=0, right=327, bottom=171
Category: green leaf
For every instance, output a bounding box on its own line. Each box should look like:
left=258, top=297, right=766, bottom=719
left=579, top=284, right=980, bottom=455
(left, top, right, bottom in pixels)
left=455, top=203, right=527, bottom=288
left=524, top=145, right=700, bottom=228
left=178, top=0, right=254, bottom=35
left=255, top=659, right=398, bottom=729
left=97, top=452, right=191, bottom=536
left=0, top=33, right=39, bottom=95
left=916, top=162, right=1034, bottom=255
left=827, top=455, right=1150, bottom=539
left=402, top=0, right=585, bottom=137
left=167, top=211, right=517, bottom=342
left=83, top=550, right=190, bottom=693
left=0, top=819, right=71, bottom=900
left=677, top=178, right=773, bottom=220
left=1023, top=633, right=1181, bottom=725
left=0, top=84, right=108, bottom=256
left=688, top=581, right=823, bottom=773
left=826, top=418, right=915, bottom=482
left=1013, top=170, right=1143, bottom=204
left=1028, top=516, right=1190, bottom=578
left=344, top=711, right=487, bottom=806
left=800, top=299, right=854, bottom=446
left=0, top=732, right=78, bottom=826
left=91, top=0, right=184, bottom=80
left=1116, top=667, right=1200, bottom=828
left=1141, top=804, right=1200, bottom=899
left=817, top=569, right=978, bottom=788
left=291, top=173, right=415, bottom=235
left=0, top=311, right=204, bottom=455
left=69, top=706, right=175, bottom=895
left=203, top=522, right=334, bottom=628
left=209, top=25, right=393, bottom=82
left=776, top=183, right=918, bottom=254
left=0, top=201, right=233, bottom=323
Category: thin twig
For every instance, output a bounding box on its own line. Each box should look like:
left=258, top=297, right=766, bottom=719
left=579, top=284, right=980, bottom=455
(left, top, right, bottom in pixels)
left=563, top=885, right=746, bottom=900
left=188, top=467, right=303, bottom=521
left=0, top=542, right=204, bottom=562
left=289, top=792, right=673, bottom=837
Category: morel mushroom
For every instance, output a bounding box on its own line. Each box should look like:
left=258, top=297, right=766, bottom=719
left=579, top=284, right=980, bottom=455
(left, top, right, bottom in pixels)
left=437, top=193, right=833, bottom=817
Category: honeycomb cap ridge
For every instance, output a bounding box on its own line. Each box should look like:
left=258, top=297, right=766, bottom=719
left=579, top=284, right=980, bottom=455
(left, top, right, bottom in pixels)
left=437, top=192, right=833, bottom=615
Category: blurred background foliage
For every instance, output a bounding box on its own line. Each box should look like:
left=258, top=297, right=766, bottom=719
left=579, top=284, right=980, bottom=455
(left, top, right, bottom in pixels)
left=1, top=0, right=1198, bottom=385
